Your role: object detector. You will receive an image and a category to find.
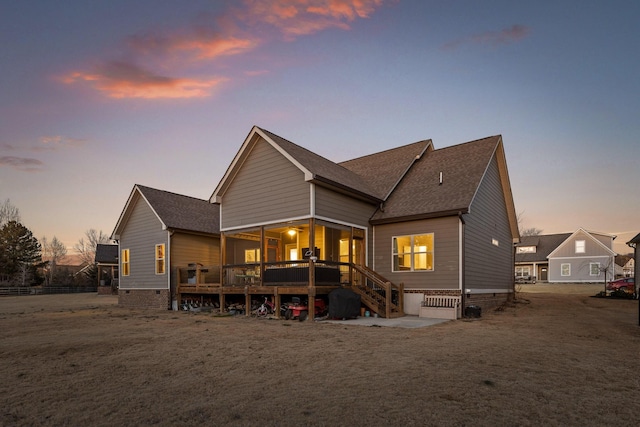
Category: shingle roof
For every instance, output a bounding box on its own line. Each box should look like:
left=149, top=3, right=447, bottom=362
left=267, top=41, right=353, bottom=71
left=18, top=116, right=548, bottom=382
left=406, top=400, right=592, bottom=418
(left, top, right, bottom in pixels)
left=515, top=233, right=572, bottom=263
left=95, top=244, right=118, bottom=264
left=370, top=136, right=501, bottom=222
left=136, top=185, right=220, bottom=235
left=258, top=127, right=382, bottom=201
left=339, top=140, right=432, bottom=200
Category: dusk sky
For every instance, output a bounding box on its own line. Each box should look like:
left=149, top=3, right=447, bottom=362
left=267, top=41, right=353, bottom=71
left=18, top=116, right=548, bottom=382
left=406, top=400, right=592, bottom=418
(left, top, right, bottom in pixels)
left=1, top=0, right=638, bottom=255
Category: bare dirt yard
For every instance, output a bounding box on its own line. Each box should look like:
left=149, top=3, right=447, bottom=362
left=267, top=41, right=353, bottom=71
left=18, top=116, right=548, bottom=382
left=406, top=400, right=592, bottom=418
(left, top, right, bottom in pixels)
left=1, top=285, right=639, bottom=426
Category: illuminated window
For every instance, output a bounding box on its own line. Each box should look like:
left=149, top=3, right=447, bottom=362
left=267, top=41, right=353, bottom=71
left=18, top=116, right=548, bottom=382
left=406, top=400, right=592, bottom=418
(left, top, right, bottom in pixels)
left=561, top=263, right=571, bottom=276
left=245, top=249, right=260, bottom=263
left=121, top=249, right=130, bottom=276
left=575, top=240, right=585, bottom=254
left=392, top=234, right=434, bottom=272
left=155, top=244, right=165, bottom=275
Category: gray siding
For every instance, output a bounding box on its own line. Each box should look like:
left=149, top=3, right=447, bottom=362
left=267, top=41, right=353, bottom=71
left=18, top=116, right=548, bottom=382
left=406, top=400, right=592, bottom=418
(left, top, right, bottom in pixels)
left=221, top=138, right=310, bottom=229
left=548, top=231, right=614, bottom=282
left=119, top=195, right=169, bottom=290
left=550, top=231, right=612, bottom=258
left=548, top=256, right=613, bottom=283
left=464, top=155, right=514, bottom=292
left=373, top=216, right=460, bottom=289
left=315, top=185, right=377, bottom=227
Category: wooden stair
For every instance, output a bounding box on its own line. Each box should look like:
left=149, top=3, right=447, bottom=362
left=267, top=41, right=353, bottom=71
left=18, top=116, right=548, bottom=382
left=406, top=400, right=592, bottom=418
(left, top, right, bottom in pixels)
left=349, top=264, right=404, bottom=318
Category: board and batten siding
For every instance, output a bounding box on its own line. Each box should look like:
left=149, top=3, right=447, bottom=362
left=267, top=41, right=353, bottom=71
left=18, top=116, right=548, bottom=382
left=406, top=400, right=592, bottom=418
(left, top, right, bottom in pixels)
left=170, top=233, right=221, bottom=286
left=221, top=138, right=310, bottom=229
left=314, top=185, right=377, bottom=227
left=373, top=216, right=460, bottom=290
left=119, top=196, right=169, bottom=290
left=463, top=155, right=514, bottom=292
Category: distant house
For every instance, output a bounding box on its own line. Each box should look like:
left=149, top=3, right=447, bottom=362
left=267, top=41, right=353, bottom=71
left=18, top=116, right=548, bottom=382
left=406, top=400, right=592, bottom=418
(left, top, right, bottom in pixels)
left=615, top=254, right=634, bottom=277
left=95, top=244, right=118, bottom=293
left=515, top=233, right=571, bottom=282
left=516, top=229, right=617, bottom=283
left=111, top=185, right=220, bottom=310
left=112, top=126, right=519, bottom=315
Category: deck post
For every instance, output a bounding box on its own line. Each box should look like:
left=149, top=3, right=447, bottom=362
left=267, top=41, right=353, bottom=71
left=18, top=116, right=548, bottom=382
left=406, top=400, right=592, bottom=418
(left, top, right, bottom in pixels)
left=385, top=282, right=391, bottom=319
left=244, top=286, right=250, bottom=317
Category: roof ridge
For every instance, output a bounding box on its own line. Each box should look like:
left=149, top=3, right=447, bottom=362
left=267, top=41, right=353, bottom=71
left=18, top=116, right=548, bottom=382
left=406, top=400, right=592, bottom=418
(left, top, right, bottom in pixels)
left=339, top=140, right=431, bottom=164
left=136, top=184, right=211, bottom=203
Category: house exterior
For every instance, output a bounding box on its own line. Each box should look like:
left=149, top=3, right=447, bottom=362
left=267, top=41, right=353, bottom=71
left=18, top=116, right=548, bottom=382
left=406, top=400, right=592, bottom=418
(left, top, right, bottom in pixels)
left=515, top=233, right=572, bottom=282
left=546, top=229, right=617, bottom=283
left=111, top=185, right=220, bottom=309
left=616, top=255, right=635, bottom=277
left=95, top=243, right=118, bottom=294
left=112, top=126, right=519, bottom=315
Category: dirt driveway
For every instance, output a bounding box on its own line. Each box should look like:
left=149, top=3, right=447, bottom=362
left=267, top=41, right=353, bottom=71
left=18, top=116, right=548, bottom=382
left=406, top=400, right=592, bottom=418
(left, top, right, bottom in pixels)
left=1, top=289, right=638, bottom=426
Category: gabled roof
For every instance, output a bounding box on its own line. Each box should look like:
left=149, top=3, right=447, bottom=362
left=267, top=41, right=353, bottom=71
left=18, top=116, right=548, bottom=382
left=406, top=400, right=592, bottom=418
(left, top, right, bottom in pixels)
left=369, top=135, right=505, bottom=220
left=547, top=228, right=617, bottom=258
left=627, top=232, right=640, bottom=246
left=339, top=140, right=432, bottom=200
left=95, top=244, right=118, bottom=264
left=112, top=185, right=220, bottom=239
left=211, top=126, right=383, bottom=203
left=515, top=233, right=572, bottom=263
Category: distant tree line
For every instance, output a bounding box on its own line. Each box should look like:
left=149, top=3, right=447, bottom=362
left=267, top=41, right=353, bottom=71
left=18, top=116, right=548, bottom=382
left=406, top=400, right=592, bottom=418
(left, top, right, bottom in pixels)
left=0, top=199, right=111, bottom=286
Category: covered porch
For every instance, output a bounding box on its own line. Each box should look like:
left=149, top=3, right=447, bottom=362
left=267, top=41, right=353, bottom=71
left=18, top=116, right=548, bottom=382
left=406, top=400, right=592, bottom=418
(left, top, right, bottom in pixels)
left=176, top=219, right=404, bottom=318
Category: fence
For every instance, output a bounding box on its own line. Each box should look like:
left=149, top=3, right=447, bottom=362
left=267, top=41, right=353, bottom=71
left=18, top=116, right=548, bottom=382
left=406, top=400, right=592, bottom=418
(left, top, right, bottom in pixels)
left=0, top=286, right=98, bottom=296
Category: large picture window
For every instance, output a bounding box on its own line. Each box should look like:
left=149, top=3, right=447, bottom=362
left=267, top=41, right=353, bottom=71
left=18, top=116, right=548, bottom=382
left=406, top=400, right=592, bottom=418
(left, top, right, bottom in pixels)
left=121, top=249, right=130, bottom=276
left=392, top=233, right=434, bottom=272
left=155, top=244, right=165, bottom=275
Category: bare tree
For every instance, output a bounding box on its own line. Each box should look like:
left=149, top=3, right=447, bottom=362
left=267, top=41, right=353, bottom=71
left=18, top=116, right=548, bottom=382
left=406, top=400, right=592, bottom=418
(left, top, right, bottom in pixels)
left=0, top=199, right=20, bottom=227
left=41, top=236, right=67, bottom=285
left=74, top=229, right=111, bottom=266
left=521, top=227, right=543, bottom=237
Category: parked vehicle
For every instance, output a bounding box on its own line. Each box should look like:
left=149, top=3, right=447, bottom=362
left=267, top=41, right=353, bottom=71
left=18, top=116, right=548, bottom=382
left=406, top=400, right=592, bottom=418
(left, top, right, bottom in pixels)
left=606, top=277, right=635, bottom=293
left=284, top=297, right=327, bottom=321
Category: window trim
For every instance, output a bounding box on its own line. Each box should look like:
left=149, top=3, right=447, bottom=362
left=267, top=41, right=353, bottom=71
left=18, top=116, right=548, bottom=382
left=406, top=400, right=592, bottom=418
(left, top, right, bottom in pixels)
left=121, top=249, right=130, bottom=276
left=515, top=266, right=531, bottom=277
left=155, top=244, right=166, bottom=275
left=561, top=263, right=571, bottom=276
left=392, top=233, right=434, bottom=272
left=575, top=240, right=585, bottom=254
left=589, top=262, right=600, bottom=276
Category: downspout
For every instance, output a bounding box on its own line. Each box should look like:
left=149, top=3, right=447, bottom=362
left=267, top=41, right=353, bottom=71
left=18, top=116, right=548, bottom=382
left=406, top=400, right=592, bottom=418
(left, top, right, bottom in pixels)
left=458, top=212, right=466, bottom=312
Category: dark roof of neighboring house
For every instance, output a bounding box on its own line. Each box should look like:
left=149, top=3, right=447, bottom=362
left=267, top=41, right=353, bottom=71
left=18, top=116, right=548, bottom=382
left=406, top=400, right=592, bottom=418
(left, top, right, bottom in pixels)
left=515, top=233, right=572, bottom=263
left=136, top=185, right=220, bottom=235
left=370, top=135, right=502, bottom=222
left=258, top=127, right=382, bottom=201
left=615, top=254, right=632, bottom=267
left=628, top=232, right=640, bottom=245
left=339, top=140, right=432, bottom=200
left=95, top=244, right=118, bottom=264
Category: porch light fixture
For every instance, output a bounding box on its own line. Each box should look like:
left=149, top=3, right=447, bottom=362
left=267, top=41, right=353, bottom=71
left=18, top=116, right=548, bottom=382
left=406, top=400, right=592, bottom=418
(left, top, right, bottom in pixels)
left=287, top=229, right=297, bottom=236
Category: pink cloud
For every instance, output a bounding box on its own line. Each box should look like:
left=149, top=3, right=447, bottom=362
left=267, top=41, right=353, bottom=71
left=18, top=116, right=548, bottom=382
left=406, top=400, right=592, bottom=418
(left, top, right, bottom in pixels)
left=63, top=0, right=388, bottom=99
left=243, top=0, right=385, bottom=38
left=443, top=25, right=531, bottom=50
left=35, top=136, right=86, bottom=151
left=0, top=156, right=45, bottom=172
left=63, top=61, right=227, bottom=99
